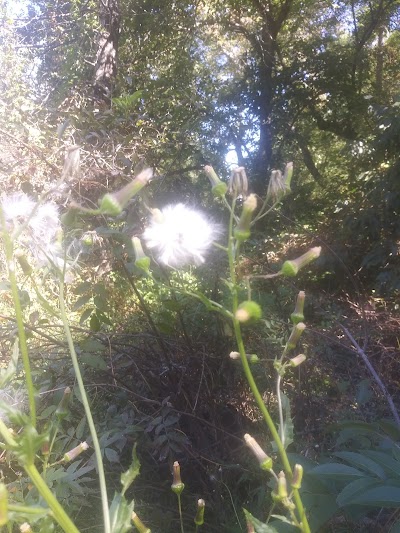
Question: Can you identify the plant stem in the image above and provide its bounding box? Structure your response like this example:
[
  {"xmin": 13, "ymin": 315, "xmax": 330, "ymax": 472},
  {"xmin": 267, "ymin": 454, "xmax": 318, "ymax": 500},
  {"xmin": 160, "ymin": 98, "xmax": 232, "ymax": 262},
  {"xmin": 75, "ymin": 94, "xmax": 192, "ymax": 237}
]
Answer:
[
  {"xmin": 58, "ymin": 278, "xmax": 111, "ymax": 533},
  {"xmin": 24, "ymin": 463, "xmax": 79, "ymax": 532},
  {"xmin": 0, "ymin": 209, "xmax": 36, "ymax": 426},
  {"xmin": 177, "ymin": 494, "xmax": 184, "ymax": 533}
]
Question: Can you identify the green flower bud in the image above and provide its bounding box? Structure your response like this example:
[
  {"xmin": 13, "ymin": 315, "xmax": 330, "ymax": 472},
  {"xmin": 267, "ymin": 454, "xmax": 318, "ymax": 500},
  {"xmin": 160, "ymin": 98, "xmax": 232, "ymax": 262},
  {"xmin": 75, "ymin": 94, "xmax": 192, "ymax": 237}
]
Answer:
[
  {"xmin": 0, "ymin": 483, "xmax": 8, "ymax": 526},
  {"xmin": 99, "ymin": 168, "xmax": 153, "ymax": 215},
  {"xmin": 283, "ymin": 162, "xmax": 293, "ymax": 190},
  {"xmin": 244, "ymin": 434, "xmax": 273, "ymax": 470},
  {"xmin": 15, "ymin": 250, "xmax": 32, "ymax": 276},
  {"xmin": 204, "ymin": 165, "xmax": 228, "ymax": 198},
  {"xmin": 234, "ymin": 194, "xmax": 257, "ymax": 242},
  {"xmin": 291, "ymin": 464, "xmax": 303, "ymax": 489},
  {"xmin": 131, "ymin": 512, "xmax": 151, "ymax": 533},
  {"xmin": 235, "ymin": 300, "xmax": 262, "ymax": 324},
  {"xmin": 194, "ymin": 499, "xmax": 205, "ymax": 526},
  {"xmin": 132, "ymin": 237, "xmax": 151, "ymax": 272},
  {"xmin": 286, "ymin": 323, "xmax": 306, "ymax": 351},
  {"xmin": 291, "ymin": 291, "xmax": 305, "ymax": 324},
  {"xmin": 280, "ymin": 247, "xmax": 321, "ymax": 277},
  {"xmin": 271, "ymin": 471, "xmax": 288, "ymax": 502},
  {"xmin": 55, "ymin": 386, "xmax": 71, "ymax": 421},
  {"xmin": 171, "ymin": 461, "xmax": 185, "ymax": 495},
  {"xmin": 63, "ymin": 442, "xmax": 89, "ymax": 462}
]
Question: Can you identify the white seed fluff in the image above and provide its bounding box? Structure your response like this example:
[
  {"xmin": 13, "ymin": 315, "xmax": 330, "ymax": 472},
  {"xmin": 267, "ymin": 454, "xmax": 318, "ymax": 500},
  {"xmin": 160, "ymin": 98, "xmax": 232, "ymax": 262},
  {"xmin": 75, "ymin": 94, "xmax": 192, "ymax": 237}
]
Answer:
[{"xmin": 143, "ymin": 203, "xmax": 217, "ymax": 267}]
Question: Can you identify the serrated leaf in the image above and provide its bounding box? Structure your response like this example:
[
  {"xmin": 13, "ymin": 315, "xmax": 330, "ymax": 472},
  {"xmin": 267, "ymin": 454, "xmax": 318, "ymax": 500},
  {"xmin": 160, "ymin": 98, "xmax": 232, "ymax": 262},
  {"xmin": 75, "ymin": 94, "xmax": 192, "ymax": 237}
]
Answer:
[
  {"xmin": 109, "ymin": 492, "xmax": 134, "ymax": 533},
  {"xmin": 121, "ymin": 443, "xmax": 140, "ymax": 495}
]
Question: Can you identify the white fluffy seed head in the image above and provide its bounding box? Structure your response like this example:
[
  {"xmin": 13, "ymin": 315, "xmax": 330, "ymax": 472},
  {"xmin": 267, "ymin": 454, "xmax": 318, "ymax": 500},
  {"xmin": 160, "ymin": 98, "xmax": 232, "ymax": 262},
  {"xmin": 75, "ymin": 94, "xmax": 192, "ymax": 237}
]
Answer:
[{"xmin": 142, "ymin": 203, "xmax": 218, "ymax": 267}]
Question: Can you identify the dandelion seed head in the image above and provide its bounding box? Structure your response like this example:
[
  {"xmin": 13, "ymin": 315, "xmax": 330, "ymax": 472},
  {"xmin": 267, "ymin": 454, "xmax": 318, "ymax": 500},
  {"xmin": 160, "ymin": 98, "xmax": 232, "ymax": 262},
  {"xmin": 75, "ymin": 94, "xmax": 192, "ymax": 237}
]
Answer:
[{"xmin": 143, "ymin": 203, "xmax": 217, "ymax": 267}]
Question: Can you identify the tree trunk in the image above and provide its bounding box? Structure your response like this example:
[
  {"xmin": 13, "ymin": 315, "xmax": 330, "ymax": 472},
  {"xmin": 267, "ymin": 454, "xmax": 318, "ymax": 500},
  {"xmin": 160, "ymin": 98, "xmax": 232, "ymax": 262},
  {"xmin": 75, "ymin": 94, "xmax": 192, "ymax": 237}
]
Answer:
[{"xmin": 93, "ymin": 0, "xmax": 120, "ymax": 105}]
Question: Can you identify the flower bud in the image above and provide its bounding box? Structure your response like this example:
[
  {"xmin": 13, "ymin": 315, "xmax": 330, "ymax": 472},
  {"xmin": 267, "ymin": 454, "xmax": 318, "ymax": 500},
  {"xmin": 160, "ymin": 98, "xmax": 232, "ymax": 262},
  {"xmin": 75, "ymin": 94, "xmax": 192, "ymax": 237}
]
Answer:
[
  {"xmin": 99, "ymin": 168, "xmax": 153, "ymax": 215},
  {"xmin": 131, "ymin": 512, "xmax": 151, "ymax": 533},
  {"xmin": 244, "ymin": 434, "xmax": 273, "ymax": 470},
  {"xmin": 194, "ymin": 498, "xmax": 205, "ymax": 526},
  {"xmin": 132, "ymin": 237, "xmax": 151, "ymax": 272},
  {"xmin": 286, "ymin": 323, "xmax": 306, "ymax": 351},
  {"xmin": 266, "ymin": 170, "xmax": 287, "ymax": 203},
  {"xmin": 20, "ymin": 524, "xmax": 32, "ymax": 533},
  {"xmin": 291, "ymin": 291, "xmax": 305, "ymax": 324},
  {"xmin": 234, "ymin": 194, "xmax": 257, "ymax": 241},
  {"xmin": 228, "ymin": 167, "xmax": 248, "ymax": 198},
  {"xmin": 204, "ymin": 165, "xmax": 228, "ymax": 198},
  {"xmin": 0, "ymin": 483, "xmax": 8, "ymax": 526},
  {"xmin": 280, "ymin": 247, "xmax": 321, "ymax": 277},
  {"xmin": 171, "ymin": 461, "xmax": 185, "ymax": 495},
  {"xmin": 229, "ymin": 351, "xmax": 259, "ymax": 363},
  {"xmin": 289, "ymin": 354, "xmax": 306, "ymax": 367},
  {"xmin": 272, "ymin": 471, "xmax": 288, "ymax": 501},
  {"xmin": 63, "ymin": 441, "xmax": 89, "ymax": 462},
  {"xmin": 283, "ymin": 162, "xmax": 293, "ymax": 190},
  {"xmin": 291, "ymin": 464, "xmax": 303, "ymax": 489},
  {"xmin": 55, "ymin": 387, "xmax": 71, "ymax": 421},
  {"xmin": 235, "ymin": 300, "xmax": 262, "ymax": 324},
  {"xmin": 15, "ymin": 250, "xmax": 32, "ymax": 276}
]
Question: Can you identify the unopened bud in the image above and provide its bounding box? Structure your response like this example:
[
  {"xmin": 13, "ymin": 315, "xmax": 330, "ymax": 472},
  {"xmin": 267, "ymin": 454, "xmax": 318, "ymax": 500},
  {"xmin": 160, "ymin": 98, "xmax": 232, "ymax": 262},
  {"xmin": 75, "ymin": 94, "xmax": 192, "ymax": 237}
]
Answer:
[
  {"xmin": 204, "ymin": 165, "xmax": 228, "ymax": 198},
  {"xmin": 266, "ymin": 170, "xmax": 287, "ymax": 203},
  {"xmin": 291, "ymin": 464, "xmax": 303, "ymax": 489},
  {"xmin": 55, "ymin": 386, "xmax": 71, "ymax": 421},
  {"xmin": 291, "ymin": 291, "xmax": 305, "ymax": 324},
  {"xmin": 234, "ymin": 194, "xmax": 257, "ymax": 241},
  {"xmin": 229, "ymin": 351, "xmax": 259, "ymax": 363},
  {"xmin": 171, "ymin": 461, "xmax": 185, "ymax": 495},
  {"xmin": 131, "ymin": 512, "xmax": 151, "ymax": 533},
  {"xmin": 235, "ymin": 300, "xmax": 262, "ymax": 324},
  {"xmin": 0, "ymin": 483, "xmax": 8, "ymax": 526},
  {"xmin": 244, "ymin": 434, "xmax": 273, "ymax": 470},
  {"xmin": 15, "ymin": 251, "xmax": 32, "ymax": 276},
  {"xmin": 228, "ymin": 167, "xmax": 248, "ymax": 197},
  {"xmin": 194, "ymin": 498, "xmax": 205, "ymax": 526},
  {"xmin": 63, "ymin": 441, "xmax": 89, "ymax": 462},
  {"xmin": 99, "ymin": 168, "xmax": 153, "ymax": 215},
  {"xmin": 281, "ymin": 247, "xmax": 321, "ymax": 277},
  {"xmin": 272, "ymin": 471, "xmax": 288, "ymax": 501},
  {"xmin": 286, "ymin": 323, "xmax": 306, "ymax": 351},
  {"xmin": 289, "ymin": 354, "xmax": 306, "ymax": 367},
  {"xmin": 132, "ymin": 237, "xmax": 151, "ymax": 272},
  {"xmin": 283, "ymin": 162, "xmax": 293, "ymax": 190}
]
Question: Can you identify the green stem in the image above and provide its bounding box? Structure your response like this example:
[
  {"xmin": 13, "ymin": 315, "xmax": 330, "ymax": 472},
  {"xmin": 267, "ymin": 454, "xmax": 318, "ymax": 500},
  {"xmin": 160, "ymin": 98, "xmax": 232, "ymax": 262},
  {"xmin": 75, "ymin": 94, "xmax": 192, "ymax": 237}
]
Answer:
[
  {"xmin": 24, "ymin": 463, "xmax": 79, "ymax": 533},
  {"xmin": 177, "ymin": 494, "xmax": 184, "ymax": 533},
  {"xmin": 58, "ymin": 278, "xmax": 111, "ymax": 533},
  {"xmin": 226, "ymin": 200, "xmax": 310, "ymax": 532},
  {"xmin": 0, "ymin": 209, "xmax": 36, "ymax": 426},
  {"xmin": 8, "ymin": 504, "xmax": 50, "ymax": 515}
]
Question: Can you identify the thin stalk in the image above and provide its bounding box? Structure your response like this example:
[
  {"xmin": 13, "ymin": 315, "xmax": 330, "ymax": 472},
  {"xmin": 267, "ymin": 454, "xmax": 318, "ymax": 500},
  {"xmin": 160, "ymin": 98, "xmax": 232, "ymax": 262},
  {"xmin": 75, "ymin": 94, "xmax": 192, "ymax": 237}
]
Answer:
[
  {"xmin": 177, "ymin": 494, "xmax": 184, "ymax": 533},
  {"xmin": 227, "ymin": 202, "xmax": 310, "ymax": 532},
  {"xmin": 0, "ymin": 209, "xmax": 36, "ymax": 426},
  {"xmin": 58, "ymin": 278, "xmax": 110, "ymax": 533},
  {"xmin": 24, "ymin": 463, "xmax": 79, "ymax": 533},
  {"xmin": 276, "ymin": 373, "xmax": 285, "ymax": 446}
]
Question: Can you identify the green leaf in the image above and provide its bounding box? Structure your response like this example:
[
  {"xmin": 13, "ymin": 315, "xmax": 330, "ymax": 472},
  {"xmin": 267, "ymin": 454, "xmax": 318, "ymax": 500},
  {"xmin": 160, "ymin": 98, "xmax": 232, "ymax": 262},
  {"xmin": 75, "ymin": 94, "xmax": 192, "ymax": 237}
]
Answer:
[
  {"xmin": 308, "ymin": 463, "xmax": 365, "ymax": 480},
  {"xmin": 336, "ymin": 477, "xmax": 381, "ymax": 507},
  {"xmin": 73, "ymin": 282, "xmax": 91, "ymax": 295},
  {"xmin": 349, "ymin": 486, "xmax": 400, "ymax": 507},
  {"xmin": 109, "ymin": 492, "xmax": 135, "ymax": 533},
  {"xmin": 72, "ymin": 294, "xmax": 92, "ymax": 311},
  {"xmin": 362, "ymin": 450, "xmax": 400, "ymax": 476},
  {"xmin": 105, "ymin": 447, "xmax": 120, "ymax": 463},
  {"xmin": 333, "ymin": 451, "xmax": 386, "ymax": 479},
  {"xmin": 79, "ymin": 307, "xmax": 94, "ymax": 325},
  {"xmin": 90, "ymin": 314, "xmax": 101, "ymax": 332},
  {"xmin": 243, "ymin": 509, "xmax": 279, "ymax": 532},
  {"xmin": 80, "ymin": 339, "xmax": 105, "ymax": 353},
  {"xmin": 121, "ymin": 444, "xmax": 141, "ymax": 495},
  {"xmin": 80, "ymin": 354, "xmax": 107, "ymax": 370}
]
